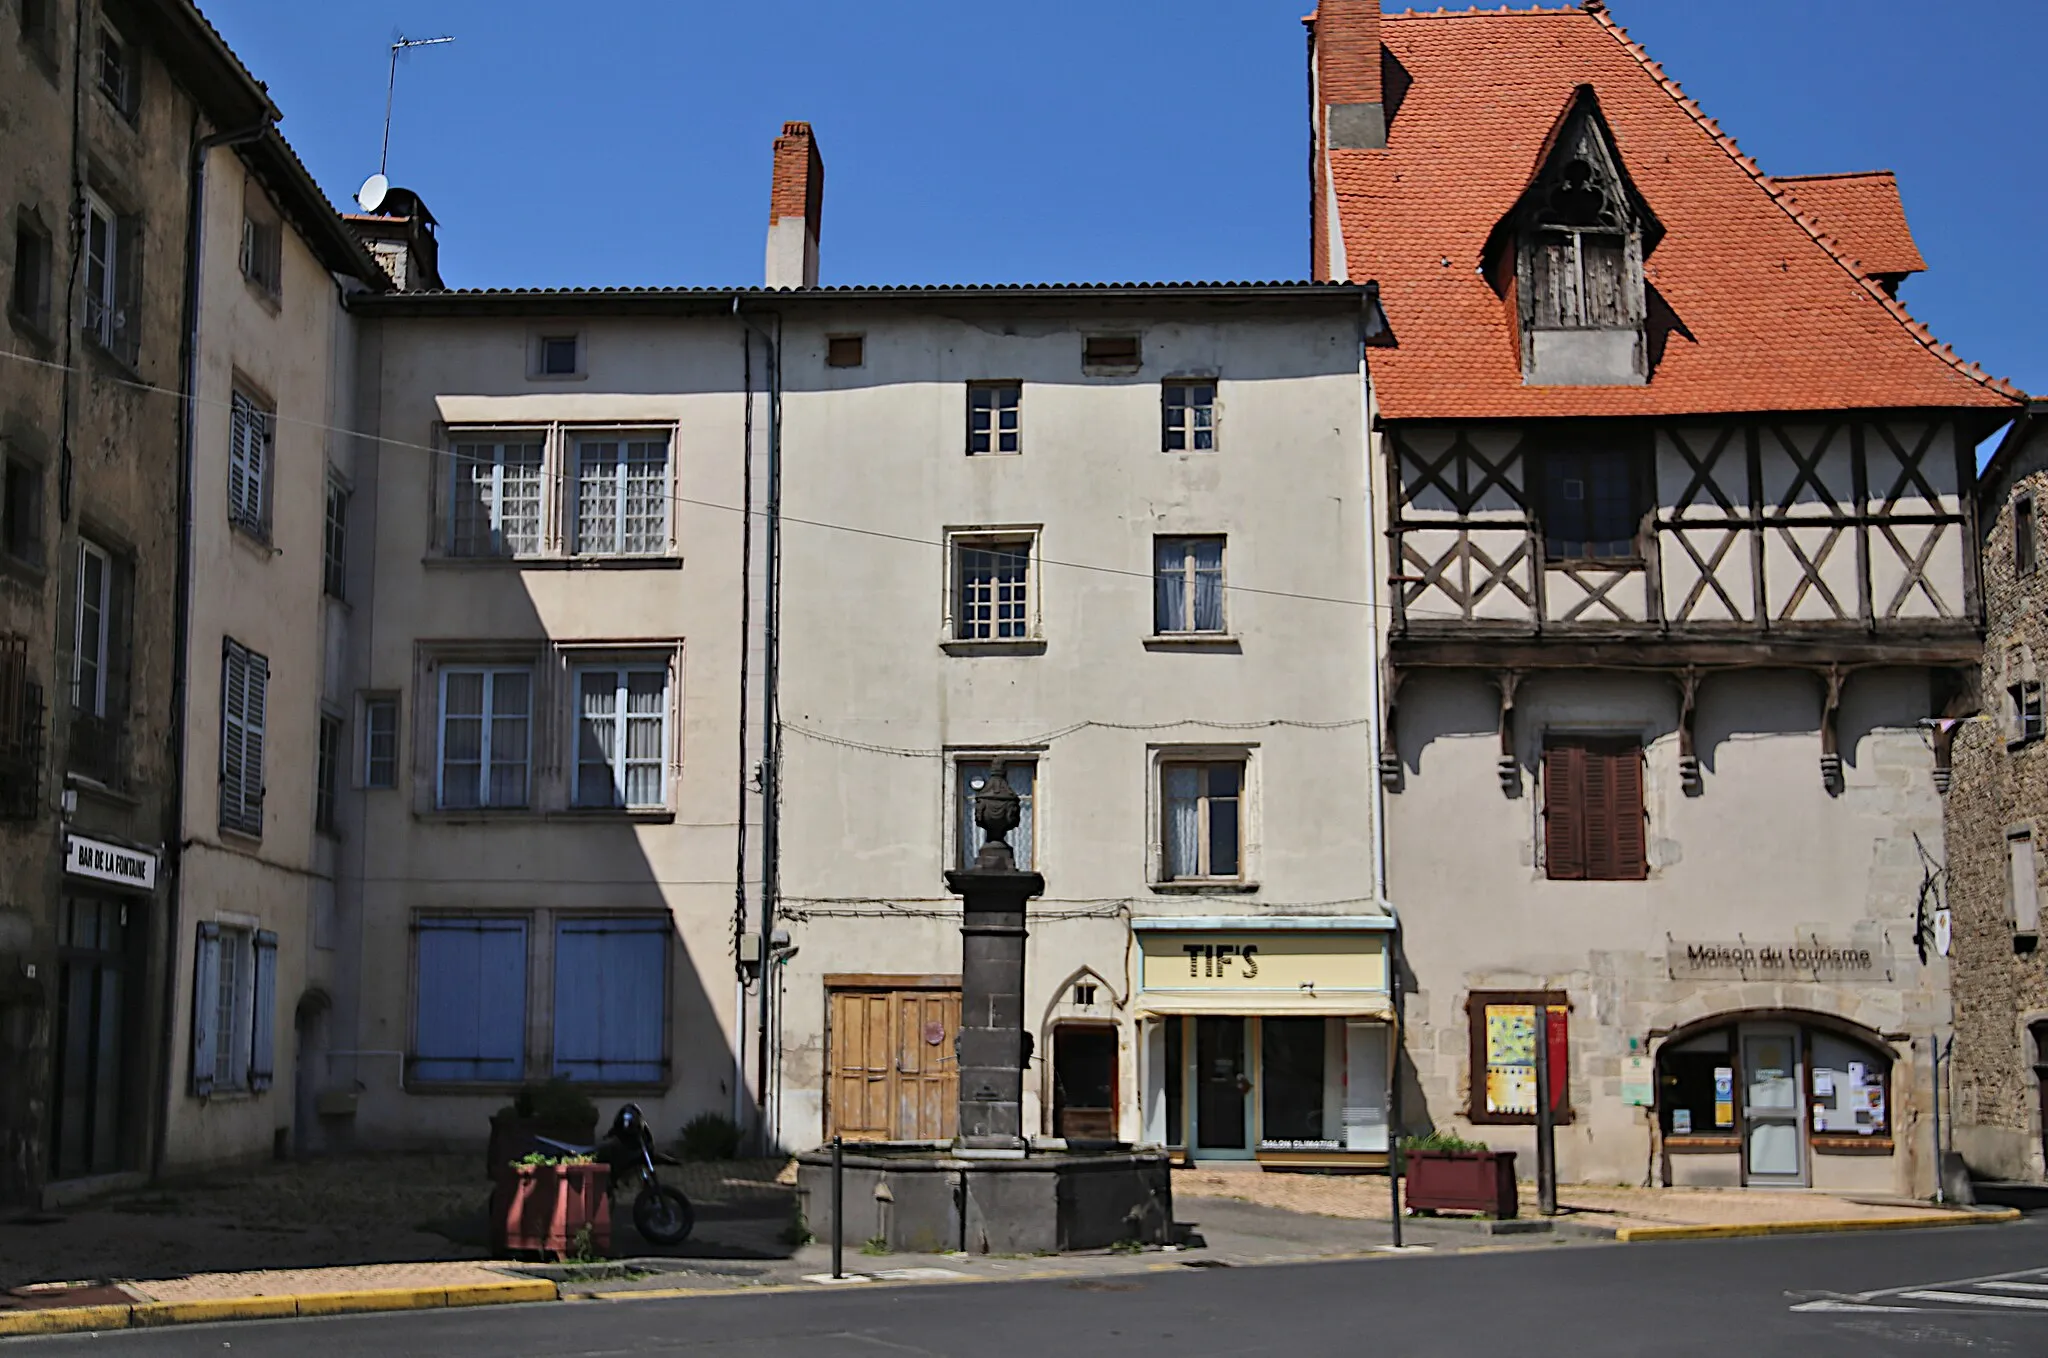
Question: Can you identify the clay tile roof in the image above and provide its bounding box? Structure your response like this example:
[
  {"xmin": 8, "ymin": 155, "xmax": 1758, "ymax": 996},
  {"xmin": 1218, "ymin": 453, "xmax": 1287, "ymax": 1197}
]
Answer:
[
  {"xmin": 1334, "ymin": 5, "xmax": 2023, "ymax": 420},
  {"xmin": 1771, "ymin": 171, "xmax": 1927, "ymax": 280}
]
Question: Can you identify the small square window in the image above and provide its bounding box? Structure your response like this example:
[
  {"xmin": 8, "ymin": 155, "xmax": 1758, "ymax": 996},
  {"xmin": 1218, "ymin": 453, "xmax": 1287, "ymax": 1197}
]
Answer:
[
  {"xmin": 1163, "ymin": 382, "xmax": 1216, "ymax": 452},
  {"xmin": 826, "ymin": 335, "xmax": 864, "ymax": 368},
  {"xmin": 957, "ymin": 759, "xmax": 1036, "ymax": 870},
  {"xmin": 1540, "ymin": 440, "xmax": 1644, "ymax": 561},
  {"xmin": 539, "ymin": 336, "xmax": 579, "ymax": 376},
  {"xmin": 967, "ymin": 383, "xmax": 1021, "ymax": 455},
  {"xmin": 240, "ymin": 212, "xmax": 282, "ymax": 296},
  {"xmin": 1083, "ymin": 335, "xmax": 1140, "ymax": 371}
]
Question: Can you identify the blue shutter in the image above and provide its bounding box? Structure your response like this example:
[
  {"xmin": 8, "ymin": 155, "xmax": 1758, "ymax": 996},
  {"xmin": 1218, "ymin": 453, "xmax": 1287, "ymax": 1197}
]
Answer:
[
  {"xmin": 413, "ymin": 918, "xmax": 526, "ymax": 1082},
  {"xmin": 249, "ymin": 930, "xmax": 278, "ymax": 1092},
  {"xmin": 552, "ymin": 918, "xmax": 667, "ymax": 1083},
  {"xmin": 190, "ymin": 922, "xmax": 220, "ymax": 1097}
]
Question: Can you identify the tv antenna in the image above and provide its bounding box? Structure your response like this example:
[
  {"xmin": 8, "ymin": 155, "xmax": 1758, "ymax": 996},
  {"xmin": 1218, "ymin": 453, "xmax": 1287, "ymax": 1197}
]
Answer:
[{"xmin": 379, "ymin": 32, "xmax": 454, "ymax": 178}]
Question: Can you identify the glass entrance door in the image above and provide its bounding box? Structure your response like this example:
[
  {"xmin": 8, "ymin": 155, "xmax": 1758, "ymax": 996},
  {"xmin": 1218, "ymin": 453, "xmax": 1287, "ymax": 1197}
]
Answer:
[
  {"xmin": 1193, "ymin": 1016, "xmax": 1251, "ymax": 1157},
  {"xmin": 1740, "ymin": 1025, "xmax": 1806, "ymax": 1186}
]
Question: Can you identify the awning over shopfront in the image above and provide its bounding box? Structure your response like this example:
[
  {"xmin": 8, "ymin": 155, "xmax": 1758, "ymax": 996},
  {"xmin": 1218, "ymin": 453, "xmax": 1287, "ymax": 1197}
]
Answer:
[{"xmin": 1133, "ymin": 916, "xmax": 1393, "ymax": 1020}]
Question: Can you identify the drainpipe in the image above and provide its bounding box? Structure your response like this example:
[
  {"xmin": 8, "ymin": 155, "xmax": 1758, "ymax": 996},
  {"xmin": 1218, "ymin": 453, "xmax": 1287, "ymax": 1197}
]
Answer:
[
  {"xmin": 1356, "ymin": 291, "xmax": 1407, "ymax": 1223},
  {"xmin": 156, "ymin": 117, "xmax": 272, "ymax": 1179},
  {"xmin": 734, "ymin": 300, "xmax": 783, "ymax": 1152}
]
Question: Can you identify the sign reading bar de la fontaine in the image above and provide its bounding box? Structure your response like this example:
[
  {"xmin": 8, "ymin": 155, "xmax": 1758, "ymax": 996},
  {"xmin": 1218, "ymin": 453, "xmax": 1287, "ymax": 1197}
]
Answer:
[{"xmin": 64, "ymin": 833, "xmax": 159, "ymax": 891}]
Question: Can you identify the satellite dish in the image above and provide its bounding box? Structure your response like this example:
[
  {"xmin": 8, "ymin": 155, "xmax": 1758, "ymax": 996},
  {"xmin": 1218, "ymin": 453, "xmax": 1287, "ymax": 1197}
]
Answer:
[{"xmin": 356, "ymin": 173, "xmax": 389, "ymax": 213}]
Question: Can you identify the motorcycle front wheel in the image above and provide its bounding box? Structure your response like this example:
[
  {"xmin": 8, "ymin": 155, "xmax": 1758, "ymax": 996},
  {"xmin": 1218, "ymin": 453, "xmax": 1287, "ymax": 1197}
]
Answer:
[{"xmin": 635, "ymin": 1185, "xmax": 694, "ymax": 1245}]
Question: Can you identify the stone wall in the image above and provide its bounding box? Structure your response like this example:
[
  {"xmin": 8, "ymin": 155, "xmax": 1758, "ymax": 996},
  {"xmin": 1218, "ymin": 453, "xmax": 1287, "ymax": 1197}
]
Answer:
[{"xmin": 1947, "ymin": 439, "xmax": 2048, "ymax": 1182}]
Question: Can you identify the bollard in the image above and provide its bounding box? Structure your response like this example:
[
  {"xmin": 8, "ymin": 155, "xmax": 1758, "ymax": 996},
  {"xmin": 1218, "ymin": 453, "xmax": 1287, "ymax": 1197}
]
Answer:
[{"xmin": 831, "ymin": 1135, "xmax": 844, "ymax": 1279}]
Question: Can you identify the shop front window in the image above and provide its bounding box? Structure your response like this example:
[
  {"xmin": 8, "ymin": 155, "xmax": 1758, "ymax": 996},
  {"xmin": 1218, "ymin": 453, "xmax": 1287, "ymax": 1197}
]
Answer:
[
  {"xmin": 1259, "ymin": 1018, "xmax": 1329, "ymax": 1149},
  {"xmin": 1656, "ymin": 1022, "xmax": 1891, "ymax": 1141}
]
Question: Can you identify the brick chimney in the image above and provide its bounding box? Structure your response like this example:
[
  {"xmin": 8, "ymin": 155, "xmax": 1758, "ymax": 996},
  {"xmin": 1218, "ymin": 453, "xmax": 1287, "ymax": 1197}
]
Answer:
[
  {"xmin": 1312, "ymin": 0, "xmax": 1385, "ymax": 150},
  {"xmin": 765, "ymin": 121, "xmax": 824, "ymax": 289},
  {"xmin": 1307, "ymin": 1, "xmax": 1383, "ymax": 280}
]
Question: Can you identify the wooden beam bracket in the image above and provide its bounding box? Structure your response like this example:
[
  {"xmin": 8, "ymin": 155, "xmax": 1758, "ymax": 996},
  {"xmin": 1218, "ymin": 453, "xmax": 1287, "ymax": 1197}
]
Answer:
[
  {"xmin": 1674, "ymin": 666, "xmax": 1702, "ymax": 796},
  {"xmin": 1818, "ymin": 664, "xmax": 1845, "ymax": 795},
  {"xmin": 1494, "ymin": 669, "xmax": 1524, "ymax": 796},
  {"xmin": 1380, "ymin": 664, "xmax": 1408, "ymax": 792}
]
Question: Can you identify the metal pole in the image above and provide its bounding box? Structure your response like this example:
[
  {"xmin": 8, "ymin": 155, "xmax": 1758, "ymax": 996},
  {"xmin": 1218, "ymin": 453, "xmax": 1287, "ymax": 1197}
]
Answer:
[
  {"xmin": 831, "ymin": 1135, "xmax": 844, "ymax": 1279},
  {"xmin": 1389, "ymin": 922, "xmax": 1403, "ymax": 1248},
  {"xmin": 1930, "ymin": 1032, "xmax": 1943, "ymax": 1204},
  {"xmin": 1535, "ymin": 1004, "xmax": 1557, "ymax": 1217}
]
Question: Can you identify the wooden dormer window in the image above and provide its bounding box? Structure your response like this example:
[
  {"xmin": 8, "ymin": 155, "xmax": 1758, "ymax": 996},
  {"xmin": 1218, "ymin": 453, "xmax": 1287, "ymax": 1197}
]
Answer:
[{"xmin": 1491, "ymin": 87, "xmax": 1659, "ymax": 387}]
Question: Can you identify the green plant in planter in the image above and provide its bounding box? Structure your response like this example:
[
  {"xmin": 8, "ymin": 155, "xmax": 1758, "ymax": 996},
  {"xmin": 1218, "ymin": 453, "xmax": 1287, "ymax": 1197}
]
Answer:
[
  {"xmin": 678, "ymin": 1112, "xmax": 743, "ymax": 1162},
  {"xmin": 1393, "ymin": 1129, "xmax": 1489, "ymax": 1170}
]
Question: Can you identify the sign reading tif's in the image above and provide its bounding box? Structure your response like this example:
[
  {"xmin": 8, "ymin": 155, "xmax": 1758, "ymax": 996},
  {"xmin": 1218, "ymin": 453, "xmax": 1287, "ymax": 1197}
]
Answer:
[
  {"xmin": 64, "ymin": 833, "xmax": 159, "ymax": 892},
  {"xmin": 1134, "ymin": 916, "xmax": 1393, "ymax": 1017},
  {"xmin": 1667, "ymin": 936, "xmax": 1887, "ymax": 983}
]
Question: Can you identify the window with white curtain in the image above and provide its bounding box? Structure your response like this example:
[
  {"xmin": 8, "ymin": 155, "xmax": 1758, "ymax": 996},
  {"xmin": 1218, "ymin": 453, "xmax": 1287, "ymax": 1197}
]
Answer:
[
  {"xmin": 956, "ymin": 759, "xmax": 1036, "ymax": 870},
  {"xmin": 438, "ymin": 667, "xmax": 532, "ymax": 809},
  {"xmin": 446, "ymin": 437, "xmax": 544, "ymax": 556},
  {"xmin": 574, "ymin": 435, "xmax": 670, "ymax": 555},
  {"xmin": 574, "ymin": 666, "xmax": 668, "ymax": 808},
  {"xmin": 1161, "ymin": 759, "xmax": 1243, "ymax": 881},
  {"xmin": 1154, "ymin": 536, "xmax": 1225, "ymax": 633}
]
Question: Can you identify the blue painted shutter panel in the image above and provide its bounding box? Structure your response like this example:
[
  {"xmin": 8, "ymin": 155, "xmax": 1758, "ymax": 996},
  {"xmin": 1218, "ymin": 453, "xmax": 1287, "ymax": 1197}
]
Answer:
[
  {"xmin": 413, "ymin": 918, "xmax": 526, "ymax": 1082},
  {"xmin": 552, "ymin": 918, "xmax": 667, "ymax": 1082},
  {"xmin": 249, "ymin": 930, "xmax": 278, "ymax": 1092},
  {"xmin": 190, "ymin": 922, "xmax": 220, "ymax": 1097}
]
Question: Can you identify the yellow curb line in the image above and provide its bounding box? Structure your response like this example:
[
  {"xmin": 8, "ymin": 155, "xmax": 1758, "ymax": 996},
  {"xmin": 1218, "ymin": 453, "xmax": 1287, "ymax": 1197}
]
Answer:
[
  {"xmin": 0, "ymin": 1279, "xmax": 557, "ymax": 1339},
  {"xmin": 1615, "ymin": 1208, "xmax": 2021, "ymax": 1243}
]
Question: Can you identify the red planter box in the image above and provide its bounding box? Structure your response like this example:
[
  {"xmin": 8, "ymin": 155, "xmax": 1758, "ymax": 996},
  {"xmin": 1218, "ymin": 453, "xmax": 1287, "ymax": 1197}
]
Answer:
[
  {"xmin": 1404, "ymin": 1149, "xmax": 1518, "ymax": 1218},
  {"xmin": 491, "ymin": 1162, "xmax": 612, "ymax": 1258}
]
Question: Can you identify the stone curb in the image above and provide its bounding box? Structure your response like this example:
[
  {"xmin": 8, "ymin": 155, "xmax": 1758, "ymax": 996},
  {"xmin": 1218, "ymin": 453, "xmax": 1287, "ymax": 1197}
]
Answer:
[
  {"xmin": 1613, "ymin": 1207, "xmax": 2021, "ymax": 1243},
  {"xmin": 0, "ymin": 1279, "xmax": 559, "ymax": 1338}
]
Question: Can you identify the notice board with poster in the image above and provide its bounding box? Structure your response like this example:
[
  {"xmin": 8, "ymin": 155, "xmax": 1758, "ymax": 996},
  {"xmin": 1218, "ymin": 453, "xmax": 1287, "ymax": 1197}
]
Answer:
[{"xmin": 1468, "ymin": 991, "xmax": 1570, "ymax": 1123}]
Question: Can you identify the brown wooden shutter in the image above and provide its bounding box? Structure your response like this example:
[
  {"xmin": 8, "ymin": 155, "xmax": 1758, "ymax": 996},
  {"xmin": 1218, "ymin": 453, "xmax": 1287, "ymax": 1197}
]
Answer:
[
  {"xmin": 1542, "ymin": 743, "xmax": 1586, "ymax": 880},
  {"xmin": 1582, "ymin": 748, "xmax": 1615, "ymax": 879},
  {"xmin": 1607, "ymin": 742, "xmax": 1647, "ymax": 879}
]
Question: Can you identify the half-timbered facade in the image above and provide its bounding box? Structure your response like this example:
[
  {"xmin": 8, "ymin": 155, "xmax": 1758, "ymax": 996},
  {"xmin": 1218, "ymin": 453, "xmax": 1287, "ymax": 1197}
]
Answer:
[{"xmin": 1310, "ymin": 0, "xmax": 2025, "ymax": 1194}]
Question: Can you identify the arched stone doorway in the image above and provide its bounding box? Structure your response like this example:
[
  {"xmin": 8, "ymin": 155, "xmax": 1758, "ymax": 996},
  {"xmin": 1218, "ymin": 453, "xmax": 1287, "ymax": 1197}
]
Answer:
[{"xmin": 1655, "ymin": 1009, "xmax": 1898, "ymax": 1190}]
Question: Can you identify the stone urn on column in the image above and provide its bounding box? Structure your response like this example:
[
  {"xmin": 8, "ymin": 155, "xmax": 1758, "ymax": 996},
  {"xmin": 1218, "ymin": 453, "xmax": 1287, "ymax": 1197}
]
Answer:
[{"xmin": 944, "ymin": 761, "xmax": 1045, "ymax": 1152}]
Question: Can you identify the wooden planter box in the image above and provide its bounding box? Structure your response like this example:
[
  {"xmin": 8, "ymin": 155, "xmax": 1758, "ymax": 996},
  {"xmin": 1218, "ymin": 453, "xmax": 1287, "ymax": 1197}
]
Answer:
[
  {"xmin": 486, "ymin": 1112, "xmax": 597, "ymax": 1180},
  {"xmin": 1405, "ymin": 1149, "xmax": 1518, "ymax": 1218},
  {"xmin": 491, "ymin": 1162, "xmax": 612, "ymax": 1258}
]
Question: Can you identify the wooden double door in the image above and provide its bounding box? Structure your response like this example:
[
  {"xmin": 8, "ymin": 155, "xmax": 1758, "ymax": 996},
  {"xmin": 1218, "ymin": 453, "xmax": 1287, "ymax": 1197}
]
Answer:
[{"xmin": 827, "ymin": 979, "xmax": 960, "ymax": 1142}]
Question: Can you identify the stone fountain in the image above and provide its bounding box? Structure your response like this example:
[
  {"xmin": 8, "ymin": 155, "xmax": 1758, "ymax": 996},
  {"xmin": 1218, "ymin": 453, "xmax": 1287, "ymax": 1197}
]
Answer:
[{"xmin": 795, "ymin": 764, "xmax": 1173, "ymax": 1253}]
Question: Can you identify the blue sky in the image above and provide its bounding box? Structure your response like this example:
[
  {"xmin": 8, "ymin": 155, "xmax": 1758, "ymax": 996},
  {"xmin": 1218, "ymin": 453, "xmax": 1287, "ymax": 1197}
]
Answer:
[{"xmin": 201, "ymin": 0, "xmax": 2044, "ymax": 397}]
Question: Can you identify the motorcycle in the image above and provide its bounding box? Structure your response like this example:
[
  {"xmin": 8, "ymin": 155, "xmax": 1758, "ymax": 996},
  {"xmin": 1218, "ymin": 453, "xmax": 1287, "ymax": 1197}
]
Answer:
[{"xmin": 538, "ymin": 1103, "xmax": 694, "ymax": 1245}]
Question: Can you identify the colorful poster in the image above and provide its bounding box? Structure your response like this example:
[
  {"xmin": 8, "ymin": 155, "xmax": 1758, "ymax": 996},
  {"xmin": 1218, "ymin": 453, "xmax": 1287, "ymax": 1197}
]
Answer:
[
  {"xmin": 1673, "ymin": 1109, "xmax": 1693, "ymax": 1135},
  {"xmin": 1713, "ymin": 1067, "xmax": 1734, "ymax": 1128},
  {"xmin": 1485, "ymin": 1004, "xmax": 1537, "ymax": 1115},
  {"xmin": 1621, "ymin": 1055, "xmax": 1653, "ymax": 1107}
]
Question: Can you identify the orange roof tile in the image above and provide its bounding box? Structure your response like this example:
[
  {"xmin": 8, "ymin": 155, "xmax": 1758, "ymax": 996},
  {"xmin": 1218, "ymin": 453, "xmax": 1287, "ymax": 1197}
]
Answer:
[
  {"xmin": 1771, "ymin": 171, "xmax": 1927, "ymax": 280},
  {"xmin": 1332, "ymin": 5, "xmax": 2022, "ymax": 419}
]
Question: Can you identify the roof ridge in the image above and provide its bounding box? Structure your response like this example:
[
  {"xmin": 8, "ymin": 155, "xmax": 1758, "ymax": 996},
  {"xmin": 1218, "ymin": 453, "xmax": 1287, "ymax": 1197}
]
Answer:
[
  {"xmin": 1584, "ymin": 3, "xmax": 2024, "ymax": 402},
  {"xmin": 1384, "ymin": 6, "xmax": 1583, "ymax": 19},
  {"xmin": 1773, "ymin": 169, "xmax": 1899, "ymax": 185}
]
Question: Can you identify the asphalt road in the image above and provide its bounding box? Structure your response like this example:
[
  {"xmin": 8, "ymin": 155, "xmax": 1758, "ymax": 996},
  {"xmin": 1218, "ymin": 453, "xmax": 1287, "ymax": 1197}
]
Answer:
[{"xmin": 12, "ymin": 1218, "xmax": 2048, "ymax": 1357}]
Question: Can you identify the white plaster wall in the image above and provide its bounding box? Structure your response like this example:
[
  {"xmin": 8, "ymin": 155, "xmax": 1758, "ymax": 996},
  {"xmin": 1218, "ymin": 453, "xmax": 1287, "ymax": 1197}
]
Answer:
[
  {"xmin": 772, "ymin": 307, "xmax": 1376, "ymax": 1150},
  {"xmin": 163, "ymin": 148, "xmax": 352, "ymax": 1171},
  {"xmin": 1388, "ymin": 665, "xmax": 1948, "ymax": 1193},
  {"xmin": 342, "ymin": 316, "xmax": 752, "ymax": 1146}
]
